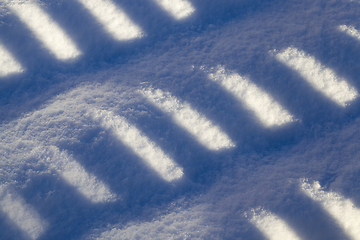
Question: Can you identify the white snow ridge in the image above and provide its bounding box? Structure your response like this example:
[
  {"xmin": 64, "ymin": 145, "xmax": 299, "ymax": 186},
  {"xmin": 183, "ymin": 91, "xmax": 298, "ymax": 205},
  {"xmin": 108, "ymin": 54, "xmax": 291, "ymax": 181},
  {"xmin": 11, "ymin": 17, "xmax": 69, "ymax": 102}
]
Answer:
[
  {"xmin": 9, "ymin": 1, "xmax": 81, "ymax": 60},
  {"xmin": 92, "ymin": 109, "xmax": 184, "ymax": 182},
  {"xmin": 152, "ymin": 0, "xmax": 195, "ymax": 20},
  {"xmin": 141, "ymin": 88, "xmax": 235, "ymax": 150},
  {"xmin": 275, "ymin": 47, "xmax": 358, "ymax": 107},
  {"xmin": 249, "ymin": 208, "xmax": 302, "ymax": 240},
  {"xmin": 76, "ymin": 0, "xmax": 144, "ymax": 40},
  {"xmin": 0, "ymin": 42, "xmax": 24, "ymax": 77},
  {"xmin": 301, "ymin": 179, "xmax": 360, "ymax": 240},
  {"xmin": 32, "ymin": 146, "xmax": 117, "ymax": 203},
  {"xmin": 339, "ymin": 25, "xmax": 360, "ymax": 41},
  {"xmin": 206, "ymin": 66, "xmax": 295, "ymax": 127},
  {"xmin": 0, "ymin": 186, "xmax": 47, "ymax": 240}
]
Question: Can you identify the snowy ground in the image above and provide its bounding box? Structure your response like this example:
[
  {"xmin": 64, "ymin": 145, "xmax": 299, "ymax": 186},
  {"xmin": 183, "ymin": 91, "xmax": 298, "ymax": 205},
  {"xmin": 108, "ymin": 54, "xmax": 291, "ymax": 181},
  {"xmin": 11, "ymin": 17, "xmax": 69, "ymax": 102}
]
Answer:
[{"xmin": 2, "ymin": 0, "xmax": 360, "ymax": 239}]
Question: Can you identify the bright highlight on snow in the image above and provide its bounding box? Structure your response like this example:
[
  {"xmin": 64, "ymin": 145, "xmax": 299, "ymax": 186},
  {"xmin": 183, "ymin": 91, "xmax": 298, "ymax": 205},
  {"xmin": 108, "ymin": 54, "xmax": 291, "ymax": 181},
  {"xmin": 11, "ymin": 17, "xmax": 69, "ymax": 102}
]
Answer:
[
  {"xmin": 93, "ymin": 109, "xmax": 184, "ymax": 182},
  {"xmin": 141, "ymin": 88, "xmax": 235, "ymax": 150},
  {"xmin": 339, "ymin": 25, "xmax": 360, "ymax": 41},
  {"xmin": 77, "ymin": 0, "xmax": 144, "ymax": 40},
  {"xmin": 152, "ymin": 0, "xmax": 195, "ymax": 20},
  {"xmin": 9, "ymin": 1, "xmax": 81, "ymax": 60},
  {"xmin": 249, "ymin": 208, "xmax": 302, "ymax": 240},
  {"xmin": 301, "ymin": 179, "xmax": 360, "ymax": 240},
  {"xmin": 0, "ymin": 186, "xmax": 47, "ymax": 240},
  {"xmin": 36, "ymin": 146, "xmax": 117, "ymax": 203},
  {"xmin": 0, "ymin": 42, "xmax": 24, "ymax": 77},
  {"xmin": 276, "ymin": 47, "xmax": 358, "ymax": 107},
  {"xmin": 207, "ymin": 66, "xmax": 294, "ymax": 127}
]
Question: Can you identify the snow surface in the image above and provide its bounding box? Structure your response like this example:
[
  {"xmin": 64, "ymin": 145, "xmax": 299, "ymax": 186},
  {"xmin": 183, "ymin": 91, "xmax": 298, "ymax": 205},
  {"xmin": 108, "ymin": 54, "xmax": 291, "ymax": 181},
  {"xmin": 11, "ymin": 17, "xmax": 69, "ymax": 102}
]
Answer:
[
  {"xmin": 9, "ymin": 0, "xmax": 82, "ymax": 60},
  {"xmin": 141, "ymin": 87, "xmax": 235, "ymax": 150},
  {"xmin": 206, "ymin": 65, "xmax": 295, "ymax": 127},
  {"xmin": 152, "ymin": 0, "xmax": 195, "ymax": 20},
  {"xmin": 2, "ymin": 0, "xmax": 360, "ymax": 239},
  {"xmin": 76, "ymin": 0, "xmax": 144, "ymax": 41},
  {"xmin": 0, "ymin": 41, "xmax": 24, "ymax": 77},
  {"xmin": 249, "ymin": 208, "xmax": 302, "ymax": 240}
]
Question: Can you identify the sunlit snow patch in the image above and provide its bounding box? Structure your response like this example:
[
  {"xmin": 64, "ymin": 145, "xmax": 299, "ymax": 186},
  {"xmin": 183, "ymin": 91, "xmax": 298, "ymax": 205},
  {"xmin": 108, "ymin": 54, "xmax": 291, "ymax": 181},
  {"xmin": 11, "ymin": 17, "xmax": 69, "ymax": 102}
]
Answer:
[
  {"xmin": 0, "ymin": 186, "xmax": 47, "ymax": 240},
  {"xmin": 276, "ymin": 47, "xmax": 358, "ymax": 107},
  {"xmin": 0, "ymin": 42, "xmax": 24, "ymax": 77},
  {"xmin": 301, "ymin": 179, "xmax": 360, "ymax": 240},
  {"xmin": 77, "ymin": 0, "xmax": 144, "ymax": 40},
  {"xmin": 33, "ymin": 146, "xmax": 117, "ymax": 203},
  {"xmin": 9, "ymin": 1, "xmax": 81, "ymax": 60},
  {"xmin": 249, "ymin": 208, "xmax": 302, "ymax": 240},
  {"xmin": 152, "ymin": 0, "xmax": 195, "ymax": 20},
  {"xmin": 339, "ymin": 25, "xmax": 360, "ymax": 41},
  {"xmin": 206, "ymin": 66, "xmax": 294, "ymax": 127},
  {"xmin": 141, "ymin": 88, "xmax": 235, "ymax": 150},
  {"xmin": 92, "ymin": 109, "xmax": 183, "ymax": 182}
]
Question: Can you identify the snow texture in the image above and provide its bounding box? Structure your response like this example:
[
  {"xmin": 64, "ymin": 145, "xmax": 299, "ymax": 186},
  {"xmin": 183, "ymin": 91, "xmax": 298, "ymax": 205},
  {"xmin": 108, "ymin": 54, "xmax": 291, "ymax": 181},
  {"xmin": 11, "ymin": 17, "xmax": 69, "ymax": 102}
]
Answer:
[
  {"xmin": 276, "ymin": 47, "xmax": 358, "ymax": 107},
  {"xmin": 9, "ymin": 0, "xmax": 81, "ymax": 60},
  {"xmin": 76, "ymin": 0, "xmax": 144, "ymax": 40},
  {"xmin": 92, "ymin": 108, "xmax": 184, "ymax": 182},
  {"xmin": 152, "ymin": 0, "xmax": 195, "ymax": 20},
  {"xmin": 339, "ymin": 25, "xmax": 360, "ymax": 41},
  {"xmin": 250, "ymin": 208, "xmax": 302, "ymax": 240},
  {"xmin": 0, "ymin": 42, "xmax": 23, "ymax": 77},
  {"xmin": 2, "ymin": 0, "xmax": 360, "ymax": 239},
  {"xmin": 206, "ymin": 65, "xmax": 295, "ymax": 127},
  {"xmin": 141, "ymin": 88, "xmax": 235, "ymax": 150},
  {"xmin": 301, "ymin": 179, "xmax": 360, "ymax": 240},
  {"xmin": 31, "ymin": 145, "xmax": 118, "ymax": 203},
  {"xmin": 0, "ymin": 186, "xmax": 47, "ymax": 240}
]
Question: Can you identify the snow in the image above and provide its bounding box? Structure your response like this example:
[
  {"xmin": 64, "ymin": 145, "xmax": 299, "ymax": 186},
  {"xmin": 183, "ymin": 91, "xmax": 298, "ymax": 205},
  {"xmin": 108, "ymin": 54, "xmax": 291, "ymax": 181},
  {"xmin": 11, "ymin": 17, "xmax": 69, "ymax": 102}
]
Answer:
[
  {"xmin": 339, "ymin": 25, "xmax": 360, "ymax": 42},
  {"xmin": 141, "ymin": 87, "xmax": 235, "ymax": 150},
  {"xmin": 32, "ymin": 145, "xmax": 118, "ymax": 203},
  {"xmin": 1, "ymin": 0, "xmax": 360, "ymax": 239},
  {"xmin": 92, "ymin": 108, "xmax": 184, "ymax": 182},
  {"xmin": 0, "ymin": 42, "xmax": 24, "ymax": 77},
  {"xmin": 152, "ymin": 0, "xmax": 195, "ymax": 20},
  {"xmin": 76, "ymin": 0, "xmax": 144, "ymax": 41},
  {"xmin": 0, "ymin": 186, "xmax": 47, "ymax": 240},
  {"xmin": 275, "ymin": 47, "xmax": 358, "ymax": 107},
  {"xmin": 206, "ymin": 65, "xmax": 295, "ymax": 127},
  {"xmin": 249, "ymin": 208, "xmax": 302, "ymax": 240},
  {"xmin": 9, "ymin": 0, "xmax": 81, "ymax": 60},
  {"xmin": 301, "ymin": 179, "xmax": 360, "ymax": 240}
]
